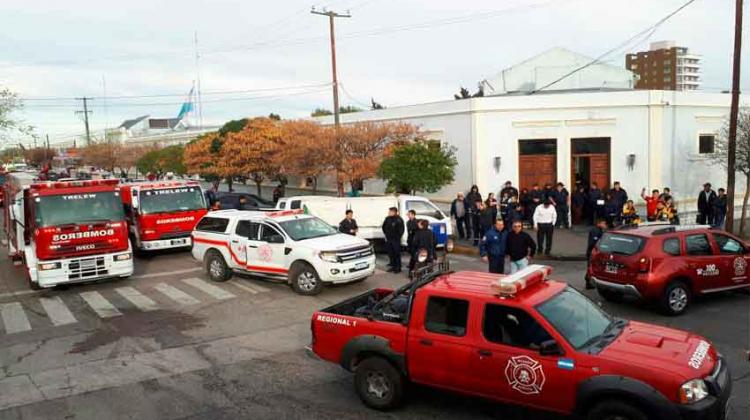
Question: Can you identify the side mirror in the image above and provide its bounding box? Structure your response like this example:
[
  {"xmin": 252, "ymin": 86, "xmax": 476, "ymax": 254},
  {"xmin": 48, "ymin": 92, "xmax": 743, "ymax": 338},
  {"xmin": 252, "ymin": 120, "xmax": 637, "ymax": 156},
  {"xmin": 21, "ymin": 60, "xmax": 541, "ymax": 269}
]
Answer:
[{"xmin": 539, "ymin": 339, "xmax": 563, "ymax": 356}]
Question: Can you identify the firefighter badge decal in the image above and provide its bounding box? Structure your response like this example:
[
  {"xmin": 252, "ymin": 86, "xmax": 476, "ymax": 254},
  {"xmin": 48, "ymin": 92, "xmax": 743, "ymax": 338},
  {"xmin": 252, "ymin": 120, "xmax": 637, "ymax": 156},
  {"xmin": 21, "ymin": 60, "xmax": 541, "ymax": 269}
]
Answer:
[{"xmin": 505, "ymin": 355, "xmax": 545, "ymax": 395}]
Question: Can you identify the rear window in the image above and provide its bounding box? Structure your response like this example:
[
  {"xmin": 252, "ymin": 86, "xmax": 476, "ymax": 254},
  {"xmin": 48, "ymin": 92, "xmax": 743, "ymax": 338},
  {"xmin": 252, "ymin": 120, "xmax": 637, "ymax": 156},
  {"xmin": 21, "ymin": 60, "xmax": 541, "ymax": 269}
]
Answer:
[
  {"xmin": 195, "ymin": 217, "xmax": 229, "ymax": 233},
  {"xmin": 597, "ymin": 233, "xmax": 645, "ymax": 256}
]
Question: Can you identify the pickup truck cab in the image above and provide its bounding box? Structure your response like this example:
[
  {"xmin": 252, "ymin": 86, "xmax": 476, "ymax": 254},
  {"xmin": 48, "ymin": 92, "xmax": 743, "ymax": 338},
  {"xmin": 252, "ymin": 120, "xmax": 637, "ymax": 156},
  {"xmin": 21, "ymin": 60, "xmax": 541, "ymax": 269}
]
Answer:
[
  {"xmin": 191, "ymin": 209, "xmax": 376, "ymax": 295},
  {"xmin": 311, "ymin": 264, "xmax": 731, "ymax": 420}
]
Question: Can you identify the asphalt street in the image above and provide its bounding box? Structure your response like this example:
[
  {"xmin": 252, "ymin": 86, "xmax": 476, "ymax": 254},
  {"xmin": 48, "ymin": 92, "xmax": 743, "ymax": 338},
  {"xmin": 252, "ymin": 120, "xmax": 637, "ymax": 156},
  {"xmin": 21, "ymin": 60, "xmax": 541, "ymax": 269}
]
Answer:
[{"xmin": 0, "ymin": 246, "xmax": 746, "ymax": 420}]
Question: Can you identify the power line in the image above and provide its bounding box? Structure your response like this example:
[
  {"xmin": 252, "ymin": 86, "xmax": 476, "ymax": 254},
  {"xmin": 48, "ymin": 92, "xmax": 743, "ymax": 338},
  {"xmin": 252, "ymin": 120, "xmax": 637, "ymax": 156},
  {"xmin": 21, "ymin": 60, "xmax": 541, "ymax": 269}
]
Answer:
[
  {"xmin": 531, "ymin": 0, "xmax": 697, "ymax": 94},
  {"xmin": 311, "ymin": 7, "xmax": 351, "ymax": 126}
]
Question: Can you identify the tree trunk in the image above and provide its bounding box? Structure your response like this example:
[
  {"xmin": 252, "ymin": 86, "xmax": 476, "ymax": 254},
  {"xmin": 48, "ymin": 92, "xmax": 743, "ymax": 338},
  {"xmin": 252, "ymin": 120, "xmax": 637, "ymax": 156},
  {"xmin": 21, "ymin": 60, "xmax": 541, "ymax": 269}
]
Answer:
[
  {"xmin": 226, "ymin": 177, "xmax": 233, "ymax": 192},
  {"xmin": 256, "ymin": 181, "xmax": 262, "ymax": 196},
  {"xmin": 336, "ymin": 173, "xmax": 344, "ymax": 197},
  {"xmin": 741, "ymin": 175, "xmax": 750, "ymax": 236},
  {"xmin": 312, "ymin": 176, "xmax": 318, "ymax": 194}
]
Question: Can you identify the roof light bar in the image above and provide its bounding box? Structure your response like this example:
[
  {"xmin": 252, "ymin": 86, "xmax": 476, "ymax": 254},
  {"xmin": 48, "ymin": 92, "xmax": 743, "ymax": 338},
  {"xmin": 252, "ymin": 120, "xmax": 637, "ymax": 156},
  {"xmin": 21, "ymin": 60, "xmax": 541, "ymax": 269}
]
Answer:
[
  {"xmin": 266, "ymin": 209, "xmax": 305, "ymax": 218},
  {"xmin": 492, "ymin": 264, "xmax": 552, "ymax": 297}
]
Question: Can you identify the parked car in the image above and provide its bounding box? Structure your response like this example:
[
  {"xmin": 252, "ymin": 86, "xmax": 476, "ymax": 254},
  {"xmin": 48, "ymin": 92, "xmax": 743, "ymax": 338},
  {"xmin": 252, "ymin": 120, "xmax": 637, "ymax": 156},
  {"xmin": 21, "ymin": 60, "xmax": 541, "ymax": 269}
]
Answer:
[
  {"xmin": 215, "ymin": 192, "xmax": 275, "ymax": 210},
  {"xmin": 311, "ymin": 264, "xmax": 731, "ymax": 419},
  {"xmin": 191, "ymin": 209, "xmax": 376, "ymax": 295},
  {"xmin": 587, "ymin": 224, "xmax": 750, "ymax": 315}
]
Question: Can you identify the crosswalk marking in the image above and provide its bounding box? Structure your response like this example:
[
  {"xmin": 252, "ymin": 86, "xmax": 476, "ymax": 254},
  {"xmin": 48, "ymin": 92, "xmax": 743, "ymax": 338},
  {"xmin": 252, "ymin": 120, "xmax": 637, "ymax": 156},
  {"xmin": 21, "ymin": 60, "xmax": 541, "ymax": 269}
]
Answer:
[
  {"xmin": 1, "ymin": 302, "xmax": 32, "ymax": 334},
  {"xmin": 245, "ymin": 282, "xmax": 270, "ymax": 293},
  {"xmin": 181, "ymin": 278, "xmax": 236, "ymax": 300},
  {"xmin": 231, "ymin": 282, "xmax": 258, "ymax": 294},
  {"xmin": 115, "ymin": 287, "xmax": 159, "ymax": 312},
  {"xmin": 153, "ymin": 283, "xmax": 200, "ymax": 306},
  {"xmin": 80, "ymin": 291, "xmax": 122, "ymax": 318},
  {"xmin": 39, "ymin": 296, "xmax": 77, "ymax": 326}
]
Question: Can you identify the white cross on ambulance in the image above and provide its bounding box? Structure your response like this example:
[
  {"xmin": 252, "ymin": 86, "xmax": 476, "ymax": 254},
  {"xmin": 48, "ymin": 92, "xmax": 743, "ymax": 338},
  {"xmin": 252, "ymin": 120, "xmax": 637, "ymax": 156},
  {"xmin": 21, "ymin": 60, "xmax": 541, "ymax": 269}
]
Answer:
[{"xmin": 190, "ymin": 209, "xmax": 376, "ymax": 295}]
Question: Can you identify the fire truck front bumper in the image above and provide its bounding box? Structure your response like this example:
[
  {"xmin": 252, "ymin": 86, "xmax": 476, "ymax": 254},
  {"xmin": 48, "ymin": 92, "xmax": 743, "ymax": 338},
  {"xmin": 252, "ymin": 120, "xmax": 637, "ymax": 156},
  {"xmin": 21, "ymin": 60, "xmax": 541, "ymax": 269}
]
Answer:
[
  {"xmin": 139, "ymin": 236, "xmax": 192, "ymax": 251},
  {"xmin": 30, "ymin": 251, "xmax": 134, "ymax": 288}
]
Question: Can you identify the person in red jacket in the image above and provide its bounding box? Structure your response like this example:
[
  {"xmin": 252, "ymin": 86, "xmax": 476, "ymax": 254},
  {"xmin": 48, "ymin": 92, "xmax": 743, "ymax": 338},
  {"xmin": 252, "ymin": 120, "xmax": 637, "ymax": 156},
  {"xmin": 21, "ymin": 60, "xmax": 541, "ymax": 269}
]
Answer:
[{"xmin": 641, "ymin": 188, "xmax": 660, "ymax": 221}]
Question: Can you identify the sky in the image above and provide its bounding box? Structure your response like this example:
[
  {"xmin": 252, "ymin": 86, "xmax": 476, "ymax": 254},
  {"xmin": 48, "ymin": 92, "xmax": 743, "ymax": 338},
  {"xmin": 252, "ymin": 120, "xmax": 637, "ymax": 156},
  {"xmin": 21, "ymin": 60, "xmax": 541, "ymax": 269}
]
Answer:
[{"xmin": 0, "ymin": 0, "xmax": 745, "ymax": 146}]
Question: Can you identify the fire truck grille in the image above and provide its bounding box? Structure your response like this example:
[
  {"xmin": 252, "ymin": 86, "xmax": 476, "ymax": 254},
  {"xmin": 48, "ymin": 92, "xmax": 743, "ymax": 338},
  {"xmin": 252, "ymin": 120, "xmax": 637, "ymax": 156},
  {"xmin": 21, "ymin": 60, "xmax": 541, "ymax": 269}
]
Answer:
[
  {"xmin": 159, "ymin": 231, "xmax": 191, "ymax": 240},
  {"xmin": 68, "ymin": 256, "xmax": 108, "ymax": 280}
]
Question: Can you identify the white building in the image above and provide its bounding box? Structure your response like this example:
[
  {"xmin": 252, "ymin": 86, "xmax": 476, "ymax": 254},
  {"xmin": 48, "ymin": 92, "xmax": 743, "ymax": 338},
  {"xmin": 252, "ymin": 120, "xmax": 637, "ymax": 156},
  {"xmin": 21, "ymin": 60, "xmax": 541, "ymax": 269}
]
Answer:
[{"xmin": 312, "ymin": 89, "xmax": 738, "ymax": 217}]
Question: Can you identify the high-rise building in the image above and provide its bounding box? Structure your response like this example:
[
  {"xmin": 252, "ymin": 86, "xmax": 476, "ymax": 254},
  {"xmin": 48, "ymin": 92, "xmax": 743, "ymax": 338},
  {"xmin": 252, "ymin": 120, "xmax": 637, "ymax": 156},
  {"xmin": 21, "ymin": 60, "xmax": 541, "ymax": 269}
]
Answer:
[{"xmin": 626, "ymin": 41, "xmax": 701, "ymax": 91}]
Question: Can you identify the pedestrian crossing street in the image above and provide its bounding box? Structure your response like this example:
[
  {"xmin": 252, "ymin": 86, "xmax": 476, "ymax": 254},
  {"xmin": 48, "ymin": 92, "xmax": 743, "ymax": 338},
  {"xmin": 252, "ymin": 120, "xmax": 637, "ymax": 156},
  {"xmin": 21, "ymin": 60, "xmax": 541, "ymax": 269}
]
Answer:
[{"xmin": 0, "ymin": 277, "xmax": 272, "ymax": 336}]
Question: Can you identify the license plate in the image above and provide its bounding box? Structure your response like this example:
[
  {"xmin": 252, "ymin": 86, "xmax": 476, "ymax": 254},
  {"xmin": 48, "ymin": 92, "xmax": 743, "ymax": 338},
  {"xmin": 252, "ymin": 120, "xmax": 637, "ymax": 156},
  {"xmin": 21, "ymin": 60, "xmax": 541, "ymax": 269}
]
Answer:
[
  {"xmin": 605, "ymin": 263, "xmax": 618, "ymax": 274},
  {"xmin": 171, "ymin": 238, "xmax": 188, "ymax": 246},
  {"xmin": 354, "ymin": 262, "xmax": 369, "ymax": 270}
]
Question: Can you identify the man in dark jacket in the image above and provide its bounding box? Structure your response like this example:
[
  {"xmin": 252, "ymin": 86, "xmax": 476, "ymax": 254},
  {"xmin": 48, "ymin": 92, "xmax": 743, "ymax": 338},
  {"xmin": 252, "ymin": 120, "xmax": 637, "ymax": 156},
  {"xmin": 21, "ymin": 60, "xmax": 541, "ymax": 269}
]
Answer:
[
  {"xmin": 382, "ymin": 207, "xmax": 405, "ymax": 273},
  {"xmin": 466, "ymin": 185, "xmax": 482, "ymax": 243},
  {"xmin": 587, "ymin": 182, "xmax": 604, "ymax": 224},
  {"xmin": 480, "ymin": 219, "xmax": 508, "ymax": 274},
  {"xmin": 338, "ymin": 210, "xmax": 358, "ymax": 236},
  {"xmin": 478, "ymin": 201, "xmax": 495, "ymax": 242},
  {"xmin": 712, "ymin": 188, "xmax": 727, "ymax": 228},
  {"xmin": 450, "ymin": 192, "xmax": 469, "ymax": 240},
  {"xmin": 585, "ymin": 218, "xmax": 607, "ymax": 289},
  {"xmin": 610, "ymin": 181, "xmax": 628, "ymax": 210},
  {"xmin": 500, "ymin": 181, "xmax": 519, "ymax": 199},
  {"xmin": 528, "ymin": 184, "xmax": 544, "ymax": 221},
  {"xmin": 411, "ymin": 219, "xmax": 437, "ymax": 267},
  {"xmin": 551, "ymin": 183, "xmax": 570, "ymax": 229},
  {"xmin": 406, "ymin": 210, "xmax": 419, "ymax": 272},
  {"xmin": 506, "ymin": 220, "xmax": 536, "ymax": 274},
  {"xmin": 697, "ymin": 183, "xmax": 717, "ymax": 225}
]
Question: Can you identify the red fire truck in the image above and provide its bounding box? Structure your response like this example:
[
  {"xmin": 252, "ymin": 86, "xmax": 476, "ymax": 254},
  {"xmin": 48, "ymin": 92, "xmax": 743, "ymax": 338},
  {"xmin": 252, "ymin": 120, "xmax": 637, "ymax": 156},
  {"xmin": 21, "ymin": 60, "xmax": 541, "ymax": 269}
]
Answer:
[
  {"xmin": 120, "ymin": 180, "xmax": 207, "ymax": 252},
  {"xmin": 3, "ymin": 173, "xmax": 133, "ymax": 289}
]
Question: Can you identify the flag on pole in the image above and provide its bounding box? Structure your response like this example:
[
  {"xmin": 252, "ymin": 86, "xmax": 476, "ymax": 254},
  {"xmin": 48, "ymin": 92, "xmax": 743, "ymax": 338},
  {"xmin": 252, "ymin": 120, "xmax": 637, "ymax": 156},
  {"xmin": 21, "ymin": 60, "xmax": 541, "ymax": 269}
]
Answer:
[{"xmin": 177, "ymin": 85, "xmax": 195, "ymax": 120}]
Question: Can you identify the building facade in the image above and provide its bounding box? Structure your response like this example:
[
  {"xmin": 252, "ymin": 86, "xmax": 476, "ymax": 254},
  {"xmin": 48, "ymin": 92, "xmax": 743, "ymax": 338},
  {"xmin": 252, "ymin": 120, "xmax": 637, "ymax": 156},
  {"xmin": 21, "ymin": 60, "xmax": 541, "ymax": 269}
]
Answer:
[
  {"xmin": 311, "ymin": 90, "xmax": 737, "ymax": 217},
  {"xmin": 627, "ymin": 41, "xmax": 702, "ymax": 91}
]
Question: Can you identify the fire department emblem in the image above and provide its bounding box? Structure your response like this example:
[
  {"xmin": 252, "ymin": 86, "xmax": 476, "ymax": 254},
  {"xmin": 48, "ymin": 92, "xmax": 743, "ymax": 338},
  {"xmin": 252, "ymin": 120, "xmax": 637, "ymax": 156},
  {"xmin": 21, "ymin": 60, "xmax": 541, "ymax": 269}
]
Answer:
[
  {"xmin": 258, "ymin": 244, "xmax": 274, "ymax": 262},
  {"xmin": 504, "ymin": 355, "xmax": 545, "ymax": 395},
  {"xmin": 733, "ymin": 257, "xmax": 747, "ymax": 276}
]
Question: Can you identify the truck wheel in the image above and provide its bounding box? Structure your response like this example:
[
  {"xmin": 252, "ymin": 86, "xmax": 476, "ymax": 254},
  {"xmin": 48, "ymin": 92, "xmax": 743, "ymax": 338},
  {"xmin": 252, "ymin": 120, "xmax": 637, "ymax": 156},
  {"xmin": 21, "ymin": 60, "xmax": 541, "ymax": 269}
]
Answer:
[
  {"xmin": 596, "ymin": 287, "xmax": 623, "ymax": 303},
  {"xmin": 205, "ymin": 250, "xmax": 232, "ymax": 282},
  {"xmin": 289, "ymin": 263, "xmax": 323, "ymax": 295},
  {"xmin": 354, "ymin": 357, "xmax": 404, "ymax": 410},
  {"xmin": 587, "ymin": 399, "xmax": 647, "ymax": 420},
  {"xmin": 661, "ymin": 281, "xmax": 690, "ymax": 316}
]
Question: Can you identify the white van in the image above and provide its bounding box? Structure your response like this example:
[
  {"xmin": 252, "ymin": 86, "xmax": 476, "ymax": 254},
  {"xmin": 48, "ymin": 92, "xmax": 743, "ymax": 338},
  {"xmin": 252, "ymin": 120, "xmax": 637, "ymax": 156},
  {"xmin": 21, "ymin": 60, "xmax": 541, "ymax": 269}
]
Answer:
[{"xmin": 276, "ymin": 195, "xmax": 453, "ymax": 250}]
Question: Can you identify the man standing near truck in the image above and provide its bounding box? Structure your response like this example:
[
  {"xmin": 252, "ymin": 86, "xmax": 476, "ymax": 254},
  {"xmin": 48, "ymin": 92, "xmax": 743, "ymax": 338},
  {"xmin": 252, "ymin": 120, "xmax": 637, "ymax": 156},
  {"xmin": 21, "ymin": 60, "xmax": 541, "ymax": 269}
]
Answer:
[
  {"xmin": 480, "ymin": 219, "xmax": 508, "ymax": 274},
  {"xmin": 338, "ymin": 210, "xmax": 358, "ymax": 236},
  {"xmin": 406, "ymin": 210, "xmax": 418, "ymax": 272},
  {"xmin": 382, "ymin": 207, "xmax": 405, "ymax": 273}
]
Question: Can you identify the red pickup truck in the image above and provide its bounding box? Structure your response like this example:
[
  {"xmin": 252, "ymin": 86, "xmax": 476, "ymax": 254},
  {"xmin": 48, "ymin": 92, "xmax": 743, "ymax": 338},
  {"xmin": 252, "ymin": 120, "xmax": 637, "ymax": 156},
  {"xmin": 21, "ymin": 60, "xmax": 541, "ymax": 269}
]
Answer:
[{"xmin": 311, "ymin": 264, "xmax": 731, "ymax": 420}]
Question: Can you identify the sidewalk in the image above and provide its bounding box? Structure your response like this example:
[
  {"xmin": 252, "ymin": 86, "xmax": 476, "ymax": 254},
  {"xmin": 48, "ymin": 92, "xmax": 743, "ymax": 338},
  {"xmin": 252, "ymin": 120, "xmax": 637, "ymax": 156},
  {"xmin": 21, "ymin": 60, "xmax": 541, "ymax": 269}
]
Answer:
[{"xmin": 452, "ymin": 226, "xmax": 590, "ymax": 261}]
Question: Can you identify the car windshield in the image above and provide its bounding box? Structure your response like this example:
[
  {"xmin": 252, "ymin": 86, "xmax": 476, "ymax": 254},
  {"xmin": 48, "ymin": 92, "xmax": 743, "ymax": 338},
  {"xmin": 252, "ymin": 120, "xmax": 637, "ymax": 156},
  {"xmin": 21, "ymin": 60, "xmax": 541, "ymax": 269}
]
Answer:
[
  {"xmin": 597, "ymin": 232, "xmax": 645, "ymax": 255},
  {"xmin": 536, "ymin": 287, "xmax": 613, "ymax": 350},
  {"xmin": 34, "ymin": 191, "xmax": 125, "ymax": 227},
  {"xmin": 139, "ymin": 187, "xmax": 205, "ymax": 214},
  {"xmin": 279, "ymin": 216, "xmax": 337, "ymax": 241}
]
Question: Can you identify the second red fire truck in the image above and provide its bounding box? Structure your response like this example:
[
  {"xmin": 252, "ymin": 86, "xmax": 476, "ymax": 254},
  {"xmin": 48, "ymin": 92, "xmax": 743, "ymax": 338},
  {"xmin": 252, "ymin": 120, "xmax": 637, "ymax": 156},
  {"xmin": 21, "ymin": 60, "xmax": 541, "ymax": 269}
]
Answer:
[
  {"xmin": 120, "ymin": 180, "xmax": 207, "ymax": 252},
  {"xmin": 3, "ymin": 173, "xmax": 134, "ymax": 289}
]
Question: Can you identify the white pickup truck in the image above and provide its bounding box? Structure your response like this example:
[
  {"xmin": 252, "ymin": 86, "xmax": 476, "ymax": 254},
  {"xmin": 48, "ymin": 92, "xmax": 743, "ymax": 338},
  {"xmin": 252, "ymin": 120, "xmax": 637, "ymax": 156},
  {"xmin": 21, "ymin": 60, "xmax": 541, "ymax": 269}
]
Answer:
[{"xmin": 191, "ymin": 209, "xmax": 376, "ymax": 295}]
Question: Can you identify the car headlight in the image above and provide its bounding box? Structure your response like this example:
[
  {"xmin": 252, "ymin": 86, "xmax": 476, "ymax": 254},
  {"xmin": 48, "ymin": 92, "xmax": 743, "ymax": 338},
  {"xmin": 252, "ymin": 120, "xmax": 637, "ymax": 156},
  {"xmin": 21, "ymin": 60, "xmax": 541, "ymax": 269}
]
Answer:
[
  {"xmin": 679, "ymin": 379, "xmax": 709, "ymax": 404},
  {"xmin": 38, "ymin": 262, "xmax": 61, "ymax": 271},
  {"xmin": 318, "ymin": 251, "xmax": 338, "ymax": 263},
  {"xmin": 114, "ymin": 253, "xmax": 132, "ymax": 261}
]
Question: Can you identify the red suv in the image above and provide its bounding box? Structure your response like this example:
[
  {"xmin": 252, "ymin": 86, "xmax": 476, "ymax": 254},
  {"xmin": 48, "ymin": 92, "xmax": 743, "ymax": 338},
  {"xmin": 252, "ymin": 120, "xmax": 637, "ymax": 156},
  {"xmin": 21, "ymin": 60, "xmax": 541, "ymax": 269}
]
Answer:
[{"xmin": 588, "ymin": 225, "xmax": 750, "ymax": 315}]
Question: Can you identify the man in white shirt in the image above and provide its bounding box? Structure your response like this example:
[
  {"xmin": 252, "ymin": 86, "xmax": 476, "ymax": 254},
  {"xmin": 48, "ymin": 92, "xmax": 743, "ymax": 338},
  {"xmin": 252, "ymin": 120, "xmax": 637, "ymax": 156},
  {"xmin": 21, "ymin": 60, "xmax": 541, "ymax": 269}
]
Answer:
[{"xmin": 533, "ymin": 198, "xmax": 557, "ymax": 256}]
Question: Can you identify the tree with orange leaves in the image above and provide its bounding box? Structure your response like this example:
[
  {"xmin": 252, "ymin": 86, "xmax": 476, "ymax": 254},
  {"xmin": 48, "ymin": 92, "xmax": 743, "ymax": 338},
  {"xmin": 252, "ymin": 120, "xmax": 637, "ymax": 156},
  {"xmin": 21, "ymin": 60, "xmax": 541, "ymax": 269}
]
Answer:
[
  {"xmin": 219, "ymin": 117, "xmax": 282, "ymax": 196},
  {"xmin": 276, "ymin": 120, "xmax": 336, "ymax": 193},
  {"xmin": 184, "ymin": 132, "xmax": 230, "ymax": 189}
]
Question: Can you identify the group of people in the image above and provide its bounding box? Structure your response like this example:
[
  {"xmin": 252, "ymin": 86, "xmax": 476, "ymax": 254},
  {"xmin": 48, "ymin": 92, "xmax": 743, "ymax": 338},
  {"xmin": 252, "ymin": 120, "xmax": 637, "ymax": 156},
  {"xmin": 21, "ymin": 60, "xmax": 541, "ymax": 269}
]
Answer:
[{"xmin": 339, "ymin": 208, "xmax": 437, "ymax": 278}]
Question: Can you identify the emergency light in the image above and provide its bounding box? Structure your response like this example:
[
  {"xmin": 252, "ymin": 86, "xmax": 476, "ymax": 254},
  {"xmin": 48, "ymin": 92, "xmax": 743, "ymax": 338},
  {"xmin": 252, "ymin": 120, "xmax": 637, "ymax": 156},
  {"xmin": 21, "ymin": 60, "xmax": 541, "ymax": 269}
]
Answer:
[
  {"xmin": 492, "ymin": 264, "xmax": 552, "ymax": 297},
  {"xmin": 267, "ymin": 209, "xmax": 305, "ymax": 218}
]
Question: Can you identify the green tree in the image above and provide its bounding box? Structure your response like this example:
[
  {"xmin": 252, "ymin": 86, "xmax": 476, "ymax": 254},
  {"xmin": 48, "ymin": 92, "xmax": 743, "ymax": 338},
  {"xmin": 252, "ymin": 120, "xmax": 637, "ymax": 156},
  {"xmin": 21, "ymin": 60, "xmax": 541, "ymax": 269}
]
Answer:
[
  {"xmin": 311, "ymin": 106, "xmax": 362, "ymax": 117},
  {"xmin": 377, "ymin": 141, "xmax": 457, "ymax": 194},
  {"xmin": 311, "ymin": 108, "xmax": 332, "ymax": 117},
  {"xmin": 137, "ymin": 145, "xmax": 186, "ymax": 176}
]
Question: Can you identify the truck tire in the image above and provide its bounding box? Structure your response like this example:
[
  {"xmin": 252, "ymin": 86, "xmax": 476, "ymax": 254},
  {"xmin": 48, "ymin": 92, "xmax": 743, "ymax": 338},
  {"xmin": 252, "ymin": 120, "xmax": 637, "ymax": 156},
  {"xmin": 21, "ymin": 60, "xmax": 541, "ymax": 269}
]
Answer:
[
  {"xmin": 354, "ymin": 357, "xmax": 404, "ymax": 410},
  {"xmin": 205, "ymin": 250, "xmax": 232, "ymax": 282},
  {"xmin": 289, "ymin": 262, "xmax": 323, "ymax": 295},
  {"xmin": 661, "ymin": 280, "xmax": 690, "ymax": 316},
  {"xmin": 586, "ymin": 399, "xmax": 648, "ymax": 420}
]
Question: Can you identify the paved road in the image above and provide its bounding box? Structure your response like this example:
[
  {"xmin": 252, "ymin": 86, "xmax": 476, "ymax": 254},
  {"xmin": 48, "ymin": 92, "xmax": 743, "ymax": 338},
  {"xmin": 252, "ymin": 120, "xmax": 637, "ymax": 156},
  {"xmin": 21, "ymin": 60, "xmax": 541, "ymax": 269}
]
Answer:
[{"xmin": 0, "ymin": 248, "xmax": 746, "ymax": 420}]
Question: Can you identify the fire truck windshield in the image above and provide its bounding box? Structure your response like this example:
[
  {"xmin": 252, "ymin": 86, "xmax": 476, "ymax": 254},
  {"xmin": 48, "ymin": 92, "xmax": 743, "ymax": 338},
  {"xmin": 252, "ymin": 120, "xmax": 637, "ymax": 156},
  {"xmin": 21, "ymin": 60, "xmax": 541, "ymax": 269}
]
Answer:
[
  {"xmin": 34, "ymin": 192, "xmax": 125, "ymax": 227},
  {"xmin": 139, "ymin": 187, "xmax": 205, "ymax": 215}
]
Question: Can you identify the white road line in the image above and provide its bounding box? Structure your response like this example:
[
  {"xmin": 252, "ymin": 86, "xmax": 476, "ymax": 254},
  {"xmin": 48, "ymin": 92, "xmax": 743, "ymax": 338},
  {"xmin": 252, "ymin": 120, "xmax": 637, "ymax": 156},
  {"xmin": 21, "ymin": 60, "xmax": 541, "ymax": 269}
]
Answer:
[
  {"xmin": 181, "ymin": 278, "xmax": 236, "ymax": 300},
  {"xmin": 115, "ymin": 287, "xmax": 159, "ymax": 312},
  {"xmin": 0, "ymin": 302, "xmax": 32, "ymax": 334},
  {"xmin": 153, "ymin": 283, "xmax": 200, "ymax": 306},
  {"xmin": 0, "ymin": 289, "xmax": 39, "ymax": 299},
  {"xmin": 79, "ymin": 291, "xmax": 122, "ymax": 318},
  {"xmin": 231, "ymin": 282, "xmax": 258, "ymax": 294},
  {"xmin": 39, "ymin": 296, "xmax": 77, "ymax": 326},
  {"xmin": 130, "ymin": 267, "xmax": 202, "ymax": 280},
  {"xmin": 243, "ymin": 281, "xmax": 270, "ymax": 293}
]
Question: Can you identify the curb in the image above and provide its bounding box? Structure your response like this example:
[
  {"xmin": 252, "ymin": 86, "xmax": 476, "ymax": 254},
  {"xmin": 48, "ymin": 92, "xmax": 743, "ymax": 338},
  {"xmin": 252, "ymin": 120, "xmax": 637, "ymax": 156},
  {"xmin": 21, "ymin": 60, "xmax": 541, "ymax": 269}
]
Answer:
[{"xmin": 452, "ymin": 245, "xmax": 587, "ymax": 262}]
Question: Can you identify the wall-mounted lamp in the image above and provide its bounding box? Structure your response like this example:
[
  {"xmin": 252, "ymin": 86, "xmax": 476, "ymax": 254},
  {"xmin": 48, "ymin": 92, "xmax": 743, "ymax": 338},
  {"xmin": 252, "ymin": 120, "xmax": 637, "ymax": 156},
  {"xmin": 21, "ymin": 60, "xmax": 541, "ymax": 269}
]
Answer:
[
  {"xmin": 626, "ymin": 154, "xmax": 636, "ymax": 171},
  {"xmin": 493, "ymin": 156, "xmax": 502, "ymax": 173}
]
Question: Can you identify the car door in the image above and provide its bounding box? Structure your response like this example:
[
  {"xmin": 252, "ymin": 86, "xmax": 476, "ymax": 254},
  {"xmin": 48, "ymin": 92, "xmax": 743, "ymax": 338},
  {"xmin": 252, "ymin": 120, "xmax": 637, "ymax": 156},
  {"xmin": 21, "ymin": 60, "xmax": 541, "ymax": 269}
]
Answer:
[
  {"xmin": 406, "ymin": 294, "xmax": 476, "ymax": 392},
  {"xmin": 684, "ymin": 233, "xmax": 722, "ymax": 291},
  {"xmin": 231, "ymin": 220, "xmax": 259, "ymax": 266},
  {"xmin": 246, "ymin": 223, "xmax": 288, "ymax": 276},
  {"xmin": 469, "ymin": 303, "xmax": 576, "ymax": 413},
  {"xmin": 710, "ymin": 232, "xmax": 749, "ymax": 290}
]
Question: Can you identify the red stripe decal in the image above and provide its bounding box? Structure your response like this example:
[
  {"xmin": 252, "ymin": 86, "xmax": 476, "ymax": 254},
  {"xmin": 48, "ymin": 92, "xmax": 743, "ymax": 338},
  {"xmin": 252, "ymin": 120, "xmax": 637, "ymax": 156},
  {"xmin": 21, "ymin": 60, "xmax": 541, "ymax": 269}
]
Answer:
[{"xmin": 193, "ymin": 236, "xmax": 288, "ymax": 274}]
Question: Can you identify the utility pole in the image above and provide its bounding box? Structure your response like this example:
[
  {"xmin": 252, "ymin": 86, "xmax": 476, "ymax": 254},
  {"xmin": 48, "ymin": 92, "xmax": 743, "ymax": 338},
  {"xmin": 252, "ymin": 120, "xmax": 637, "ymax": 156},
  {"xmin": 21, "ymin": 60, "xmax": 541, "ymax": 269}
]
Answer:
[
  {"xmin": 44, "ymin": 134, "xmax": 49, "ymax": 162},
  {"xmin": 726, "ymin": 0, "xmax": 743, "ymax": 233},
  {"xmin": 311, "ymin": 7, "xmax": 350, "ymax": 127},
  {"xmin": 75, "ymin": 97, "xmax": 93, "ymax": 146}
]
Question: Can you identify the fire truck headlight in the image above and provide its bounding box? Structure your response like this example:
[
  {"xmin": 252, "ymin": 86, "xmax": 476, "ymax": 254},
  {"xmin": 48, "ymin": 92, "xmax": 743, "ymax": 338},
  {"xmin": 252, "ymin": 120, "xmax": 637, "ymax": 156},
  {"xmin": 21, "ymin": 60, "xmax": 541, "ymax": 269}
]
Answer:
[
  {"xmin": 679, "ymin": 379, "xmax": 708, "ymax": 404},
  {"xmin": 114, "ymin": 253, "xmax": 132, "ymax": 261},
  {"xmin": 38, "ymin": 262, "xmax": 61, "ymax": 271}
]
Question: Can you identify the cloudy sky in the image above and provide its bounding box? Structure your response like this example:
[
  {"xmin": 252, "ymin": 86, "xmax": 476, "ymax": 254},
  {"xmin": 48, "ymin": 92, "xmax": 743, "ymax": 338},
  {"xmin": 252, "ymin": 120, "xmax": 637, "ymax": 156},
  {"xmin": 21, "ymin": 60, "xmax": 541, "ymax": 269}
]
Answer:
[{"xmin": 0, "ymin": 0, "xmax": 744, "ymax": 145}]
